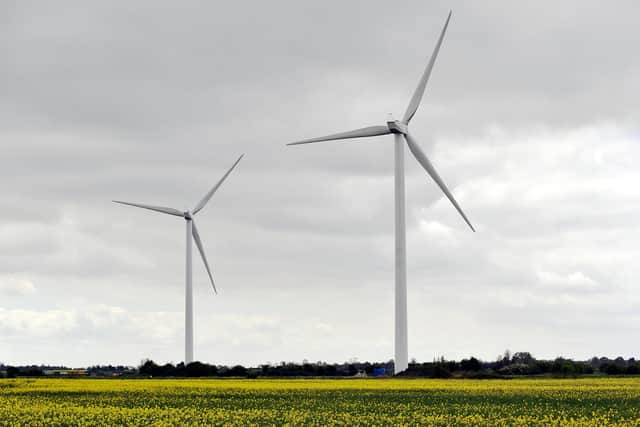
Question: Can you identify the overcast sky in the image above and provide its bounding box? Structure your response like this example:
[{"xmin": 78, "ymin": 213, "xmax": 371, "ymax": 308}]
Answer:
[{"xmin": 2, "ymin": 0, "xmax": 639, "ymax": 367}]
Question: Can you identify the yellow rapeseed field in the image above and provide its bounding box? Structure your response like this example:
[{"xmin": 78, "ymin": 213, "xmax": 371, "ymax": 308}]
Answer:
[{"xmin": 1, "ymin": 377, "xmax": 639, "ymax": 426}]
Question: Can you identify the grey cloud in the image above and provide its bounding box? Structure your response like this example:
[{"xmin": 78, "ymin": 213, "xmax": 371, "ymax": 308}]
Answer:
[{"xmin": 1, "ymin": 1, "xmax": 639, "ymax": 366}]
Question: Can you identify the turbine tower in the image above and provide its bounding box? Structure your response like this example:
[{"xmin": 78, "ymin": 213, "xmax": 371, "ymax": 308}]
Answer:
[
  {"xmin": 113, "ymin": 154, "xmax": 243, "ymax": 364},
  {"xmin": 287, "ymin": 12, "xmax": 473, "ymax": 374}
]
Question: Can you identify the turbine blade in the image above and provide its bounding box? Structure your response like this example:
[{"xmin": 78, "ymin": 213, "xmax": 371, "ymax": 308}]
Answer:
[
  {"xmin": 191, "ymin": 220, "xmax": 217, "ymax": 294},
  {"xmin": 402, "ymin": 11, "xmax": 452, "ymax": 124},
  {"xmin": 404, "ymin": 133, "xmax": 475, "ymax": 231},
  {"xmin": 112, "ymin": 200, "xmax": 183, "ymax": 217},
  {"xmin": 287, "ymin": 125, "xmax": 391, "ymax": 146},
  {"xmin": 193, "ymin": 154, "xmax": 244, "ymax": 215}
]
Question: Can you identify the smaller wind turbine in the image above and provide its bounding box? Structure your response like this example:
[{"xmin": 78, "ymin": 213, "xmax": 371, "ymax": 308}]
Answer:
[{"xmin": 113, "ymin": 154, "xmax": 244, "ymax": 364}]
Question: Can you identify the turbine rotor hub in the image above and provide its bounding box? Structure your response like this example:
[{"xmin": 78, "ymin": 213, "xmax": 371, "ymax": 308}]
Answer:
[
  {"xmin": 387, "ymin": 120, "xmax": 408, "ymax": 135},
  {"xmin": 184, "ymin": 211, "xmax": 193, "ymax": 220}
]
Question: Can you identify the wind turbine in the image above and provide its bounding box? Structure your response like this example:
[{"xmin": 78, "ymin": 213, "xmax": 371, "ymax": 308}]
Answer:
[
  {"xmin": 113, "ymin": 154, "xmax": 244, "ymax": 364},
  {"xmin": 287, "ymin": 11, "xmax": 474, "ymax": 374}
]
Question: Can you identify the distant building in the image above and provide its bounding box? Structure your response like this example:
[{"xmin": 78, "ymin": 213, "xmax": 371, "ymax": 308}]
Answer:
[
  {"xmin": 373, "ymin": 368, "xmax": 386, "ymax": 377},
  {"xmin": 44, "ymin": 369, "xmax": 88, "ymax": 376}
]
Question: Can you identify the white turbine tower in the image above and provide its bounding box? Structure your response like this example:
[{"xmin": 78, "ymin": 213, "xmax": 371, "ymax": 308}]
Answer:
[
  {"xmin": 287, "ymin": 12, "xmax": 474, "ymax": 375},
  {"xmin": 113, "ymin": 154, "xmax": 243, "ymax": 364}
]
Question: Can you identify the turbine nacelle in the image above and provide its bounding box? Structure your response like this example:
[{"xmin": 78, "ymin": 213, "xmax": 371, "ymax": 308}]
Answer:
[
  {"xmin": 387, "ymin": 120, "xmax": 408, "ymax": 135},
  {"xmin": 183, "ymin": 211, "xmax": 193, "ymax": 220}
]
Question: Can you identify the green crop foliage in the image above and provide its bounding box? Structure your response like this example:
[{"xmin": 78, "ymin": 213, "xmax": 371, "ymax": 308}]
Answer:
[{"xmin": 1, "ymin": 377, "xmax": 639, "ymax": 426}]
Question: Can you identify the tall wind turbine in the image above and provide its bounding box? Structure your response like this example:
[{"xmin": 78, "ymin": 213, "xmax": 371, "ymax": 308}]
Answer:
[
  {"xmin": 287, "ymin": 11, "xmax": 474, "ymax": 374},
  {"xmin": 113, "ymin": 154, "xmax": 243, "ymax": 364}
]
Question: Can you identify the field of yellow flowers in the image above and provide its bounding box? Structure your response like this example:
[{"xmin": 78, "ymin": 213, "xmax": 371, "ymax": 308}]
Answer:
[{"xmin": 1, "ymin": 377, "xmax": 639, "ymax": 426}]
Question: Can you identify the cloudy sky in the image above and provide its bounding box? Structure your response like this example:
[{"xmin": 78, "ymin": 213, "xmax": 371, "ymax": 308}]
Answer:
[{"xmin": 2, "ymin": 0, "xmax": 639, "ymax": 367}]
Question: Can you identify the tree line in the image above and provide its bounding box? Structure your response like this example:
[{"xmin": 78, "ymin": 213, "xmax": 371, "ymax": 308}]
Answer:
[{"xmin": 2, "ymin": 352, "xmax": 639, "ymax": 378}]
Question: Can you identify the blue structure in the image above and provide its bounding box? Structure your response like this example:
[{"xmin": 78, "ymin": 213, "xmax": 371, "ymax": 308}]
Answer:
[{"xmin": 373, "ymin": 368, "xmax": 386, "ymax": 377}]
